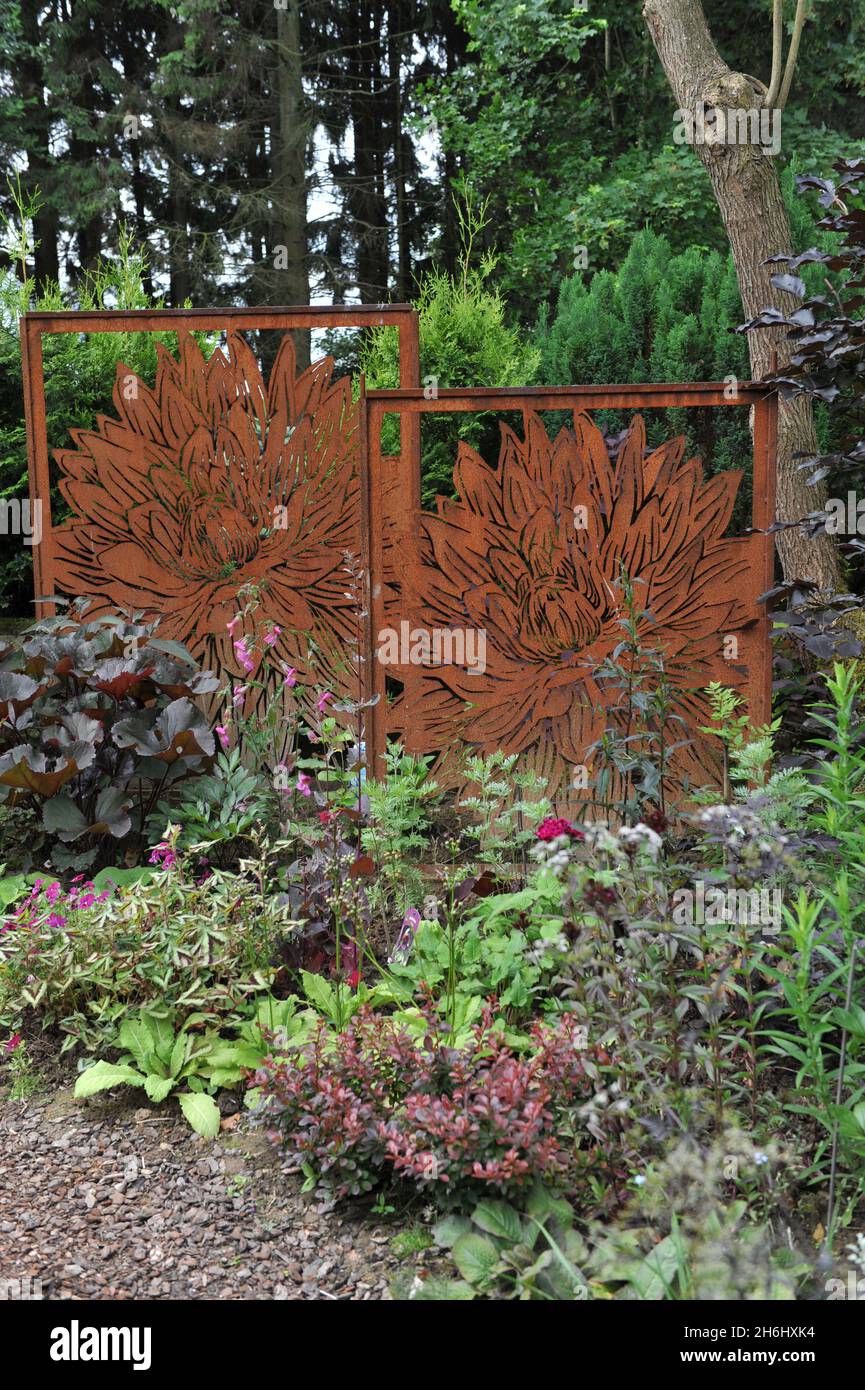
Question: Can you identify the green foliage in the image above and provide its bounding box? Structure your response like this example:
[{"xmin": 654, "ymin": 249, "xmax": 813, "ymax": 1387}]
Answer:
[
  {"xmin": 0, "ymin": 861, "xmax": 286, "ymax": 1053},
  {"xmin": 150, "ymin": 747, "xmax": 275, "ymax": 863},
  {"xmin": 2, "ymin": 1037, "xmax": 44, "ymax": 1099},
  {"xmin": 406, "ymin": 1184, "xmax": 588, "ymax": 1301},
  {"xmin": 567, "ymin": 146, "xmax": 730, "ymax": 273},
  {"xmin": 0, "ymin": 865, "xmax": 29, "ymax": 908},
  {"xmin": 757, "ymin": 665, "xmax": 865, "ymax": 1203},
  {"xmin": 387, "ymin": 870, "xmax": 567, "ymax": 1023},
  {"xmin": 360, "ymin": 188, "xmax": 539, "ymax": 506},
  {"xmin": 74, "ymin": 1008, "xmax": 224, "ymax": 1137},
  {"xmin": 535, "ymin": 229, "xmax": 752, "ymax": 521},
  {"xmin": 0, "ymin": 192, "xmax": 179, "ymax": 614},
  {"xmin": 361, "ymin": 746, "xmax": 439, "ymax": 905},
  {"xmin": 77, "ymin": 998, "xmax": 306, "ymax": 1133},
  {"xmin": 458, "ymin": 751, "xmax": 550, "ymax": 866}
]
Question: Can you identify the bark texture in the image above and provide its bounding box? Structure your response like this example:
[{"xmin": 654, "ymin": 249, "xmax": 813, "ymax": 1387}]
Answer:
[{"xmin": 643, "ymin": 0, "xmax": 843, "ymax": 590}]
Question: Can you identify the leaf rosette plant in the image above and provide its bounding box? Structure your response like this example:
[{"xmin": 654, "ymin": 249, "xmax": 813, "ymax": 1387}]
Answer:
[{"xmin": 0, "ymin": 599, "xmax": 218, "ymax": 869}]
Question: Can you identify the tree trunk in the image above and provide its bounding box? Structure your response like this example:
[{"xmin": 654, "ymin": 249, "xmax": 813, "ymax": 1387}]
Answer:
[
  {"xmin": 274, "ymin": 0, "xmax": 310, "ymax": 367},
  {"xmin": 642, "ymin": 0, "xmax": 843, "ymax": 591}
]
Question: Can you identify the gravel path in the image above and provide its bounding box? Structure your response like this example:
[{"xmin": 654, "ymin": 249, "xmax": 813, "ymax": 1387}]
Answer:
[{"xmin": 0, "ymin": 1086, "xmax": 431, "ymax": 1301}]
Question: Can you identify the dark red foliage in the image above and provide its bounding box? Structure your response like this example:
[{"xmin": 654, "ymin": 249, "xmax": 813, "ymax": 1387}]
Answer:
[
  {"xmin": 643, "ymin": 806, "xmax": 669, "ymax": 835},
  {"xmin": 582, "ymin": 880, "xmax": 618, "ymax": 910},
  {"xmin": 254, "ymin": 1006, "xmax": 599, "ymax": 1203}
]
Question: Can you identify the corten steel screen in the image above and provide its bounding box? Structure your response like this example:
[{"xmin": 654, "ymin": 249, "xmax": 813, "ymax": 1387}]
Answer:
[
  {"xmin": 362, "ymin": 383, "xmax": 777, "ymax": 811},
  {"xmin": 20, "ymin": 305, "xmax": 420, "ymax": 717}
]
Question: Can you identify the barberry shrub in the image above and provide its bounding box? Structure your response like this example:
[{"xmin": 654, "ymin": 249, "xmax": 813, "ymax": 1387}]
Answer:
[{"xmin": 254, "ymin": 1005, "xmax": 600, "ymax": 1204}]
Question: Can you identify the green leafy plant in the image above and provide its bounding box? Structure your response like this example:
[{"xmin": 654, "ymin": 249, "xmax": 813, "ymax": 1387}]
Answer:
[
  {"xmin": 0, "ymin": 854, "xmax": 286, "ymax": 1053},
  {"xmin": 407, "ymin": 1185, "xmax": 589, "ymax": 1301},
  {"xmin": 386, "ymin": 869, "xmax": 568, "ymax": 1027},
  {"xmin": 150, "ymin": 747, "xmax": 274, "ymax": 864},
  {"xmin": 361, "ymin": 745, "xmax": 438, "ymax": 905},
  {"xmin": 74, "ymin": 1009, "xmax": 224, "ymax": 1137},
  {"xmin": 458, "ymin": 751, "xmax": 550, "ymax": 869}
]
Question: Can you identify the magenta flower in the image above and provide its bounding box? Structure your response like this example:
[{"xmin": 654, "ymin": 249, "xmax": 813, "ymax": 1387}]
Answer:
[
  {"xmin": 283, "ymin": 665, "xmax": 297, "ymax": 688},
  {"xmin": 216, "ymin": 724, "xmax": 230, "ymax": 751},
  {"xmin": 148, "ymin": 842, "xmax": 178, "ymax": 870},
  {"xmin": 264, "ymin": 626, "xmax": 281, "ymax": 647},
  {"xmin": 226, "ymin": 616, "xmax": 241, "ymax": 637},
  {"xmin": 316, "ymin": 690, "xmax": 334, "ymax": 713},
  {"xmin": 296, "ymin": 772, "xmax": 312, "ymax": 797},
  {"xmin": 536, "ymin": 816, "xmax": 585, "ymax": 842},
  {"xmin": 4, "ymin": 1034, "xmax": 22, "ymax": 1054},
  {"xmin": 232, "ymin": 686, "xmax": 248, "ymax": 708},
  {"xmin": 48, "ymin": 912, "xmax": 68, "ymax": 928}
]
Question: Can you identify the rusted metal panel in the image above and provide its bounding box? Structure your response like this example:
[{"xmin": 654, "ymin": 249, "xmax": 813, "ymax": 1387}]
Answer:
[
  {"xmin": 364, "ymin": 384, "xmax": 777, "ymax": 808},
  {"xmin": 20, "ymin": 307, "xmax": 420, "ymax": 724},
  {"xmin": 21, "ymin": 309, "xmax": 776, "ymax": 808}
]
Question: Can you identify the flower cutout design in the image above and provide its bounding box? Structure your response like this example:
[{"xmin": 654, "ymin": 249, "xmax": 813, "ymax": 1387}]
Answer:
[
  {"xmin": 51, "ymin": 331, "xmax": 360, "ymax": 702},
  {"xmin": 400, "ymin": 411, "xmax": 759, "ymax": 799}
]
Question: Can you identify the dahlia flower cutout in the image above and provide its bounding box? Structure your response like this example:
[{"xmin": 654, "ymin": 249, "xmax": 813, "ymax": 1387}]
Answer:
[
  {"xmin": 397, "ymin": 411, "xmax": 760, "ymax": 801},
  {"xmin": 51, "ymin": 331, "xmax": 360, "ymax": 704}
]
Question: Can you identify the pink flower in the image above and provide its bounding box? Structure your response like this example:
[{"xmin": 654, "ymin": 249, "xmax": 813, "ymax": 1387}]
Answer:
[
  {"xmin": 296, "ymin": 772, "xmax": 312, "ymax": 797},
  {"xmin": 226, "ymin": 616, "xmax": 241, "ymax": 637},
  {"xmin": 76, "ymin": 893, "xmax": 95, "ymax": 910},
  {"xmin": 4, "ymin": 1034, "xmax": 22, "ymax": 1054},
  {"xmin": 148, "ymin": 842, "xmax": 178, "ymax": 870},
  {"xmin": 536, "ymin": 816, "xmax": 584, "ymax": 842},
  {"xmin": 216, "ymin": 725, "xmax": 230, "ymax": 751},
  {"xmin": 263, "ymin": 626, "xmax": 281, "ymax": 646},
  {"xmin": 389, "ymin": 908, "xmax": 421, "ymax": 965},
  {"xmin": 45, "ymin": 881, "xmax": 61, "ymax": 904},
  {"xmin": 282, "ymin": 665, "xmax": 297, "ymax": 689},
  {"xmin": 232, "ymin": 686, "xmax": 248, "ymax": 708},
  {"xmin": 316, "ymin": 691, "xmax": 334, "ymax": 713},
  {"xmin": 48, "ymin": 913, "xmax": 67, "ymax": 928},
  {"xmin": 233, "ymin": 639, "xmax": 254, "ymax": 673},
  {"xmin": 319, "ymin": 809, "xmax": 338, "ymax": 825}
]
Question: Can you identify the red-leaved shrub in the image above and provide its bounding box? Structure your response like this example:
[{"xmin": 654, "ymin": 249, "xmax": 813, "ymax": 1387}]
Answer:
[{"xmin": 254, "ymin": 1005, "xmax": 600, "ymax": 1203}]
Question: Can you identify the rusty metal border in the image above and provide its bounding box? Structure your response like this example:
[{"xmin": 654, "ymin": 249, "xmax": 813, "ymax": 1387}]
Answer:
[
  {"xmin": 362, "ymin": 381, "xmax": 778, "ymax": 780},
  {"xmin": 20, "ymin": 304, "xmax": 420, "ymax": 618}
]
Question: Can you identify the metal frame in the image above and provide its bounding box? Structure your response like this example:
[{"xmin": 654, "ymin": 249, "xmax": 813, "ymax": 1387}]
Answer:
[
  {"xmin": 20, "ymin": 304, "xmax": 420, "ymax": 618},
  {"xmin": 362, "ymin": 381, "xmax": 777, "ymax": 786}
]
